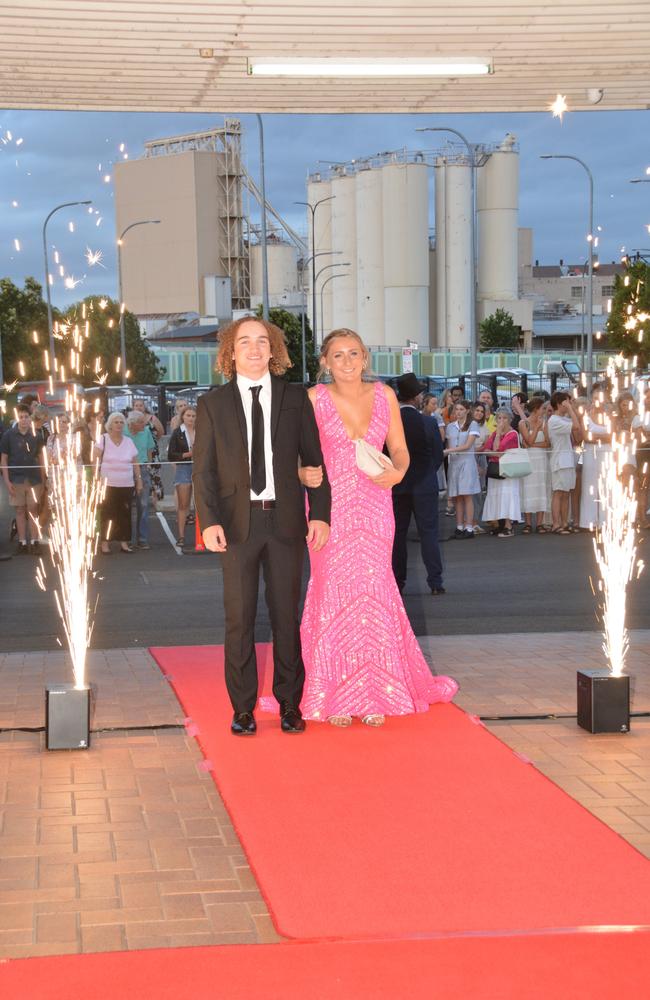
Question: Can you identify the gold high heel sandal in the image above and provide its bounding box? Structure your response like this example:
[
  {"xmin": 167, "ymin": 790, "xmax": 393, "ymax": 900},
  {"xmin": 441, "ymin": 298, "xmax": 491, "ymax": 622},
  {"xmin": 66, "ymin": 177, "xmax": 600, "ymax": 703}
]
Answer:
[
  {"xmin": 328, "ymin": 715, "xmax": 353, "ymax": 727},
  {"xmin": 362, "ymin": 715, "xmax": 385, "ymax": 727}
]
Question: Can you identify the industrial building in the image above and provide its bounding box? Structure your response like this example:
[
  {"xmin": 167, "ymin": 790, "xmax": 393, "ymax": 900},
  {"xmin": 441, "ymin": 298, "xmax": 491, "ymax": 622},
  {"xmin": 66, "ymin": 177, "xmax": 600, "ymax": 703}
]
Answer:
[
  {"xmin": 114, "ymin": 120, "xmax": 306, "ymax": 334},
  {"xmin": 305, "ymin": 135, "xmax": 533, "ymax": 350},
  {"xmin": 114, "ymin": 121, "xmax": 620, "ymax": 365}
]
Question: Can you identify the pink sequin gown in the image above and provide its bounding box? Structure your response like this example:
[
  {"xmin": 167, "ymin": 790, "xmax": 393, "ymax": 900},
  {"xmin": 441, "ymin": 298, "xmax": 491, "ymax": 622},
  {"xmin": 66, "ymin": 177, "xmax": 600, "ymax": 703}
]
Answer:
[{"xmin": 300, "ymin": 382, "xmax": 458, "ymax": 721}]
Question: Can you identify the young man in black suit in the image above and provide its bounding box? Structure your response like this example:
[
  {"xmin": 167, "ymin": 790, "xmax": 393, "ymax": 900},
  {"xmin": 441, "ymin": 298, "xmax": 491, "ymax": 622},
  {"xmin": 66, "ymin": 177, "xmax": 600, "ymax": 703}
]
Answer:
[
  {"xmin": 193, "ymin": 318, "xmax": 331, "ymax": 736},
  {"xmin": 391, "ymin": 372, "xmax": 445, "ymax": 596}
]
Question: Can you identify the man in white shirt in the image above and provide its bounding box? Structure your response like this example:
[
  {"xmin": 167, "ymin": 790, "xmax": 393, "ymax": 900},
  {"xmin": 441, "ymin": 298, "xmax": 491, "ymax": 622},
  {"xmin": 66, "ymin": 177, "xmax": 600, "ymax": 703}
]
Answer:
[{"xmin": 193, "ymin": 318, "xmax": 331, "ymax": 736}]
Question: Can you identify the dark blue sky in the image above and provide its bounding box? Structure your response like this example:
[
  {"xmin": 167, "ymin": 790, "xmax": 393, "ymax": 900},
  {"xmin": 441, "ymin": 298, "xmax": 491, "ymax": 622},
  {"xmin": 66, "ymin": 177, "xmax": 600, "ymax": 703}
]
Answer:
[{"xmin": 1, "ymin": 108, "xmax": 648, "ymax": 310}]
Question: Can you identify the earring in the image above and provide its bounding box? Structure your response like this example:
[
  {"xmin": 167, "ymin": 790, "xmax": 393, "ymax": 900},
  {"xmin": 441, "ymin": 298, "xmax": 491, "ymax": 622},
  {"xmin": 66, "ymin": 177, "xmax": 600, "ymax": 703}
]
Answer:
[
  {"xmin": 362, "ymin": 360, "xmax": 368, "ymax": 370},
  {"xmin": 324, "ymin": 367, "xmax": 331, "ymax": 376}
]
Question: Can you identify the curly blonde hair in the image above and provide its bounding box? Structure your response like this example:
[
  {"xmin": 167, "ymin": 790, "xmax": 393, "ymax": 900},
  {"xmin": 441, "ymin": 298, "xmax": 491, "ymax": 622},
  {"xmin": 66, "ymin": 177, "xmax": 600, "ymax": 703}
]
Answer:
[{"xmin": 216, "ymin": 316, "xmax": 292, "ymax": 380}]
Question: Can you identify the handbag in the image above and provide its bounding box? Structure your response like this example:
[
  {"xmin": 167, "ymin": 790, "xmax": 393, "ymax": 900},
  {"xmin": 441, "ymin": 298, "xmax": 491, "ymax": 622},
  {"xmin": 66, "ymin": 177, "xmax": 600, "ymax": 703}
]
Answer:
[
  {"xmin": 355, "ymin": 438, "xmax": 393, "ymax": 478},
  {"xmin": 499, "ymin": 448, "xmax": 532, "ymax": 479},
  {"xmin": 486, "ymin": 461, "xmax": 503, "ymax": 480}
]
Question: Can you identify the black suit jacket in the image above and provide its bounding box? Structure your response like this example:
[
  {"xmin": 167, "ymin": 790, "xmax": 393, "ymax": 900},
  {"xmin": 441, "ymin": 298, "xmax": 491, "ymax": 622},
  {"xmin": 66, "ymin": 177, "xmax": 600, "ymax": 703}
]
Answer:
[
  {"xmin": 393, "ymin": 407, "xmax": 443, "ymax": 496},
  {"xmin": 192, "ymin": 375, "xmax": 331, "ymax": 543},
  {"xmin": 167, "ymin": 426, "xmax": 191, "ymax": 463}
]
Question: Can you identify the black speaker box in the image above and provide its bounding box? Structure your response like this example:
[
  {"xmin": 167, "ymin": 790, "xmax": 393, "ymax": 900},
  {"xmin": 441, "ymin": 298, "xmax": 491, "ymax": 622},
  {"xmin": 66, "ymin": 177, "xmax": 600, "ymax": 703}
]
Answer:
[
  {"xmin": 45, "ymin": 684, "xmax": 91, "ymax": 750},
  {"xmin": 577, "ymin": 670, "xmax": 630, "ymax": 734}
]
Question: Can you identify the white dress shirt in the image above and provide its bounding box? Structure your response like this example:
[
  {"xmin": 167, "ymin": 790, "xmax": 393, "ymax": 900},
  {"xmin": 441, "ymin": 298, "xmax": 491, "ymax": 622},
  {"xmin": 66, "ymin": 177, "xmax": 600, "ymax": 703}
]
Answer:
[{"xmin": 236, "ymin": 371, "xmax": 276, "ymax": 500}]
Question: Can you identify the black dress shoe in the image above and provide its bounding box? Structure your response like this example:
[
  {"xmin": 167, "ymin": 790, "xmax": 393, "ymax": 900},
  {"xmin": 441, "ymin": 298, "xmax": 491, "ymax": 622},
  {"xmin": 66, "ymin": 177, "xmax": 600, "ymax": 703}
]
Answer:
[
  {"xmin": 231, "ymin": 712, "xmax": 256, "ymax": 736},
  {"xmin": 279, "ymin": 702, "xmax": 305, "ymax": 734},
  {"xmin": 430, "ymin": 587, "xmax": 446, "ymax": 596}
]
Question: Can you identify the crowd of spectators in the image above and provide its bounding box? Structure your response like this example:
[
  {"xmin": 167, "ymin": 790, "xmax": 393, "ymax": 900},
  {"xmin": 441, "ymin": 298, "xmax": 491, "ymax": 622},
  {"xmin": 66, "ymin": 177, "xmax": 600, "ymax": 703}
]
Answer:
[
  {"xmin": 1, "ymin": 378, "xmax": 648, "ymax": 555},
  {"xmin": 0, "ymin": 393, "xmax": 194, "ymax": 554},
  {"xmin": 427, "ymin": 382, "xmax": 650, "ymax": 538}
]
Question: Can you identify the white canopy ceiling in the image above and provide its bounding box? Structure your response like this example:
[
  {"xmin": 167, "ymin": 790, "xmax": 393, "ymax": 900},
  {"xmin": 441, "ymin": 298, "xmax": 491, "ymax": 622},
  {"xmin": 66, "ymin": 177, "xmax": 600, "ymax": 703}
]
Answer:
[{"xmin": 1, "ymin": 0, "xmax": 649, "ymax": 114}]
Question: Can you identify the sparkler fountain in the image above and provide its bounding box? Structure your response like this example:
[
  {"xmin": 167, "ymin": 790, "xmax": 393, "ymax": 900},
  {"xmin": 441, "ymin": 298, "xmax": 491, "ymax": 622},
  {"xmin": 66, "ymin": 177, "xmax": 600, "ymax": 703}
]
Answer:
[
  {"xmin": 36, "ymin": 320, "xmax": 107, "ymax": 749},
  {"xmin": 577, "ymin": 355, "xmax": 646, "ymax": 733}
]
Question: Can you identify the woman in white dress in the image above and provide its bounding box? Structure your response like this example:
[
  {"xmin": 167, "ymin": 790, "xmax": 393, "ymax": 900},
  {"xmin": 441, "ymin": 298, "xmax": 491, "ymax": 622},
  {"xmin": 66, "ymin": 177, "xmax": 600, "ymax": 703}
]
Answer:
[
  {"xmin": 444, "ymin": 400, "xmax": 481, "ymax": 539},
  {"xmin": 480, "ymin": 409, "xmax": 522, "ymax": 538},
  {"xmin": 580, "ymin": 399, "xmax": 612, "ymax": 530},
  {"xmin": 518, "ymin": 397, "xmax": 551, "ymax": 534}
]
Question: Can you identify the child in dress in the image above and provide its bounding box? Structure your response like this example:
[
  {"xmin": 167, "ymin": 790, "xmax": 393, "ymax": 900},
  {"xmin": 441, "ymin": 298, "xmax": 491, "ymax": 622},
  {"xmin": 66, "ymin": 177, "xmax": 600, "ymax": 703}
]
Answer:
[{"xmin": 444, "ymin": 400, "xmax": 481, "ymax": 539}]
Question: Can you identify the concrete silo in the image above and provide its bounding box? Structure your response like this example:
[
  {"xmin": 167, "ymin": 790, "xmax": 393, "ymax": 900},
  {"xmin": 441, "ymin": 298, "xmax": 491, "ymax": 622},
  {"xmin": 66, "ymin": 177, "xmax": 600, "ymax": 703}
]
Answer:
[
  {"xmin": 477, "ymin": 134, "xmax": 519, "ymax": 303},
  {"xmin": 434, "ymin": 159, "xmax": 447, "ymax": 349},
  {"xmin": 306, "ymin": 177, "xmax": 333, "ymax": 338},
  {"xmin": 381, "ymin": 161, "xmax": 429, "ymax": 348},
  {"xmin": 435, "ymin": 156, "xmax": 473, "ymax": 350},
  {"xmin": 355, "ymin": 166, "xmax": 385, "ymax": 346},
  {"xmin": 329, "ymin": 173, "xmax": 357, "ymax": 333},
  {"xmin": 250, "ymin": 241, "xmax": 298, "ymax": 298}
]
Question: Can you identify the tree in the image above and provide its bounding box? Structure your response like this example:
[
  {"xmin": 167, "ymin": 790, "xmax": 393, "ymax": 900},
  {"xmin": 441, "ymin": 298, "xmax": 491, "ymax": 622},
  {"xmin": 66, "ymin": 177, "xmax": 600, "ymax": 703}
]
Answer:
[
  {"xmin": 62, "ymin": 295, "xmax": 165, "ymax": 386},
  {"xmin": 255, "ymin": 306, "xmax": 319, "ymax": 383},
  {"xmin": 479, "ymin": 308, "xmax": 521, "ymax": 351},
  {"xmin": 0, "ymin": 282, "xmax": 164, "ymax": 386},
  {"xmin": 0, "ymin": 276, "xmax": 55, "ymax": 382},
  {"xmin": 606, "ymin": 260, "xmax": 650, "ymax": 368}
]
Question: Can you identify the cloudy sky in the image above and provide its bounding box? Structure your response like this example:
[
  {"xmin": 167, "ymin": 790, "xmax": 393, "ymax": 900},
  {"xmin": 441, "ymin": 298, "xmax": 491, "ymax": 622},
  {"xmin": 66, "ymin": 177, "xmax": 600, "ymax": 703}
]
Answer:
[{"xmin": 1, "ymin": 107, "xmax": 648, "ymax": 310}]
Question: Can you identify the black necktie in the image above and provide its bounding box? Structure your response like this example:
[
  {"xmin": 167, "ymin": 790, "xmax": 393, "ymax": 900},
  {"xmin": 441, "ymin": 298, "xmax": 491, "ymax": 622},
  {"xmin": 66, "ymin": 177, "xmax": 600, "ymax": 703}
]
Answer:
[{"xmin": 249, "ymin": 385, "xmax": 266, "ymax": 495}]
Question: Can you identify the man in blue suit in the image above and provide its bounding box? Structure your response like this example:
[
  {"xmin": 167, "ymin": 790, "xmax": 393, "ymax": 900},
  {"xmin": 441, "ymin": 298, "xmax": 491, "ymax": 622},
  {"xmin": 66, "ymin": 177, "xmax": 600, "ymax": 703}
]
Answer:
[{"xmin": 392, "ymin": 373, "xmax": 445, "ymax": 596}]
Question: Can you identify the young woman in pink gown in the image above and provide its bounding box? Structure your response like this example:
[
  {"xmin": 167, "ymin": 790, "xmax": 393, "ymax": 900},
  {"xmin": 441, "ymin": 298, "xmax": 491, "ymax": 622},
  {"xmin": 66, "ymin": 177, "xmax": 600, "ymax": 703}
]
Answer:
[{"xmin": 299, "ymin": 329, "xmax": 458, "ymax": 727}]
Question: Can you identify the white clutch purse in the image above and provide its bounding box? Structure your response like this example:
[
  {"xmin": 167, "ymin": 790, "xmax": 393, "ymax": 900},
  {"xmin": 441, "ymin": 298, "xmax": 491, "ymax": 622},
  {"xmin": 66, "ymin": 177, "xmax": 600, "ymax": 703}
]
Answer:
[
  {"xmin": 355, "ymin": 438, "xmax": 393, "ymax": 478},
  {"xmin": 499, "ymin": 448, "xmax": 532, "ymax": 479}
]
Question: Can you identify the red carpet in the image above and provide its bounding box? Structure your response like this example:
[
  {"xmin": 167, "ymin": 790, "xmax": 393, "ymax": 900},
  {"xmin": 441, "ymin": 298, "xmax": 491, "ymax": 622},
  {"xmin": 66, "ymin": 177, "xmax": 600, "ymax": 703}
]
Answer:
[
  {"xmin": 150, "ymin": 644, "xmax": 650, "ymax": 940},
  {"xmin": 4, "ymin": 932, "xmax": 650, "ymax": 999}
]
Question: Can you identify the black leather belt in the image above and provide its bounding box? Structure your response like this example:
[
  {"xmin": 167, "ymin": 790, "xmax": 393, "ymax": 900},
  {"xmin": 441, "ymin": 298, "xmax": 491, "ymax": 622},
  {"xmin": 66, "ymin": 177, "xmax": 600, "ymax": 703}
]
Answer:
[{"xmin": 250, "ymin": 499, "xmax": 276, "ymax": 509}]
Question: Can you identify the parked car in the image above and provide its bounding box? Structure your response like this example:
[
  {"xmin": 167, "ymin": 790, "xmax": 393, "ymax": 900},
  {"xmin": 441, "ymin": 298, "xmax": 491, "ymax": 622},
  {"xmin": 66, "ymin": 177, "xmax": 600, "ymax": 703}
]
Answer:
[
  {"xmin": 173, "ymin": 385, "xmax": 215, "ymax": 408},
  {"xmin": 537, "ymin": 359, "xmax": 584, "ymax": 387},
  {"xmin": 15, "ymin": 380, "xmax": 84, "ymax": 416},
  {"xmin": 461, "ymin": 368, "xmax": 538, "ymax": 404},
  {"xmin": 375, "ymin": 375, "xmax": 451, "ymax": 396}
]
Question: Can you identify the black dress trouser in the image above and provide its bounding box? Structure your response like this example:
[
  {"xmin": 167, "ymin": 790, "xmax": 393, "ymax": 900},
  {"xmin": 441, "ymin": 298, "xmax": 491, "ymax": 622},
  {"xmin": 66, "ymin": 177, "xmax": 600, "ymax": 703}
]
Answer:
[
  {"xmin": 392, "ymin": 491, "xmax": 443, "ymax": 591},
  {"xmin": 221, "ymin": 507, "xmax": 306, "ymax": 714}
]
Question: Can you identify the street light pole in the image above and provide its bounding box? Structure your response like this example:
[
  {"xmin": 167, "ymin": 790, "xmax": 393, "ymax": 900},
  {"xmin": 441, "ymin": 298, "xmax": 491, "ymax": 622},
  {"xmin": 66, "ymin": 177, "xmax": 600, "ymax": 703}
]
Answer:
[
  {"xmin": 256, "ymin": 114, "xmax": 270, "ymax": 321},
  {"xmin": 42, "ymin": 200, "xmax": 92, "ymax": 368},
  {"xmin": 541, "ymin": 154, "xmax": 595, "ymax": 379},
  {"xmin": 320, "ymin": 271, "xmax": 348, "ymax": 341},
  {"xmin": 117, "ymin": 220, "xmax": 161, "ymax": 381},
  {"xmin": 417, "ymin": 126, "xmax": 478, "ymax": 392},
  {"xmin": 294, "ymin": 196, "xmax": 335, "ymax": 345},
  {"xmin": 299, "ymin": 250, "xmax": 343, "ymax": 383},
  {"xmin": 315, "ymin": 261, "xmax": 351, "ymax": 286}
]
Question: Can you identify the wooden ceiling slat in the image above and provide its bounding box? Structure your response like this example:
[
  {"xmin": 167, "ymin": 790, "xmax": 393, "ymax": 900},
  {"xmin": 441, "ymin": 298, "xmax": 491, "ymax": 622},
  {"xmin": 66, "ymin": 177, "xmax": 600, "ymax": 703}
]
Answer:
[
  {"xmin": 3, "ymin": 80, "xmax": 643, "ymax": 94},
  {"xmin": 2, "ymin": 17, "xmax": 648, "ymax": 32}
]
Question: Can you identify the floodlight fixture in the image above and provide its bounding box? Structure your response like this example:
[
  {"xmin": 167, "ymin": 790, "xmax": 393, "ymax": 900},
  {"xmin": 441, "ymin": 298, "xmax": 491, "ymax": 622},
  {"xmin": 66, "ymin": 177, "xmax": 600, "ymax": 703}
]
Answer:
[{"xmin": 248, "ymin": 58, "xmax": 492, "ymax": 77}]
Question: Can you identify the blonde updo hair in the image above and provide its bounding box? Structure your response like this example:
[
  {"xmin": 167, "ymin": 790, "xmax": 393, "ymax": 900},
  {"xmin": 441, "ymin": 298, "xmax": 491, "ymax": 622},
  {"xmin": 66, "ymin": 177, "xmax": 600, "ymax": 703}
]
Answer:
[{"xmin": 319, "ymin": 328, "xmax": 371, "ymax": 378}]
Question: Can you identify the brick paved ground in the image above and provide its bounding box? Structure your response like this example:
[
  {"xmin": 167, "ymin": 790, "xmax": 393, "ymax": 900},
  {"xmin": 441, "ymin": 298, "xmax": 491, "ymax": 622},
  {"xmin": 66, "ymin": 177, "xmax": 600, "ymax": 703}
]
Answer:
[
  {"xmin": 419, "ymin": 631, "xmax": 650, "ymax": 718},
  {"xmin": 0, "ymin": 728, "xmax": 280, "ymax": 958},
  {"xmin": 0, "ymin": 649, "xmax": 182, "ymax": 730},
  {"xmin": 0, "ymin": 632, "xmax": 648, "ymax": 958}
]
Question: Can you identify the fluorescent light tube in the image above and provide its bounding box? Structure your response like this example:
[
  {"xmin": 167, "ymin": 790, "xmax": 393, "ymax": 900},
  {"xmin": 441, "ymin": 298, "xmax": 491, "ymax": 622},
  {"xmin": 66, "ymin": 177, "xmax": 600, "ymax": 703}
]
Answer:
[{"xmin": 248, "ymin": 58, "xmax": 491, "ymax": 78}]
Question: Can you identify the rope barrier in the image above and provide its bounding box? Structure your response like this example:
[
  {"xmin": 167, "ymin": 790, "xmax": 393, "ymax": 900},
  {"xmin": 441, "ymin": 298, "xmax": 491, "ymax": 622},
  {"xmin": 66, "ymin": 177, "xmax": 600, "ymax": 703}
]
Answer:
[
  {"xmin": 1, "ymin": 460, "xmax": 194, "ymax": 470},
  {"xmin": 4, "ymin": 445, "xmax": 619, "ymax": 471}
]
